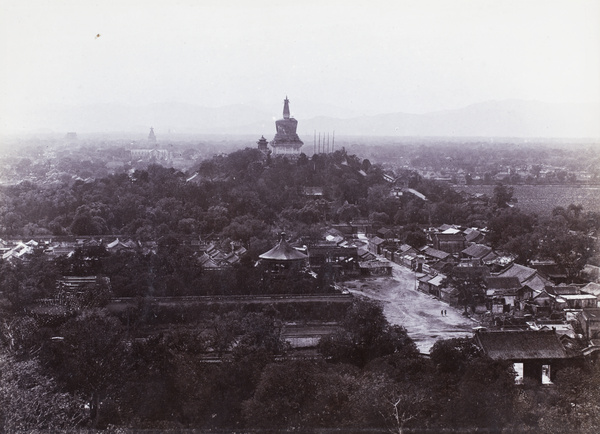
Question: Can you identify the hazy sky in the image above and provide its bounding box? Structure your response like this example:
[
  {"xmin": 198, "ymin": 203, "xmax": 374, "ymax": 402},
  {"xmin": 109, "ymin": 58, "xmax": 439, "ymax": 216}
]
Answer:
[{"xmin": 1, "ymin": 0, "xmax": 599, "ymax": 131}]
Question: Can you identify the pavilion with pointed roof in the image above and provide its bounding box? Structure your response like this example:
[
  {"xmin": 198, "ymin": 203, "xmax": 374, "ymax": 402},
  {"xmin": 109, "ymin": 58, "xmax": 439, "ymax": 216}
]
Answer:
[{"xmin": 259, "ymin": 232, "xmax": 308, "ymax": 276}]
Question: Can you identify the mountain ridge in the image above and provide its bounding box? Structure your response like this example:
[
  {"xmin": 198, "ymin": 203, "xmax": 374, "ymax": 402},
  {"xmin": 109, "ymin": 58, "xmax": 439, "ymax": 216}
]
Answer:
[{"xmin": 9, "ymin": 100, "xmax": 600, "ymax": 139}]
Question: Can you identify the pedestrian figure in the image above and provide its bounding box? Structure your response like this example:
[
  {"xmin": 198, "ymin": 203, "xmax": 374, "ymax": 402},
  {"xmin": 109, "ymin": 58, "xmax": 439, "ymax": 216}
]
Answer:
[{"xmin": 441, "ymin": 310, "xmax": 443, "ymax": 316}]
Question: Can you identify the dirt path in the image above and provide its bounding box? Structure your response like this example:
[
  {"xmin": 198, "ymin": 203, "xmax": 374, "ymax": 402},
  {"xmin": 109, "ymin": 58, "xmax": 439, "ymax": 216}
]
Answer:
[{"xmin": 345, "ymin": 261, "xmax": 476, "ymax": 353}]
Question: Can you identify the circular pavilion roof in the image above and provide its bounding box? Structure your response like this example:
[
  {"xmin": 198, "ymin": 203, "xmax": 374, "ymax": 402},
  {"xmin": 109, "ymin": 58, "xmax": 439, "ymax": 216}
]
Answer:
[{"xmin": 259, "ymin": 234, "xmax": 308, "ymax": 261}]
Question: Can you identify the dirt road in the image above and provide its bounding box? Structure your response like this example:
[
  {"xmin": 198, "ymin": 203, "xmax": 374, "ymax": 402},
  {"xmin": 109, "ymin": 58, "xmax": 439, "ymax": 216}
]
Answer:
[{"xmin": 346, "ymin": 261, "xmax": 477, "ymax": 353}]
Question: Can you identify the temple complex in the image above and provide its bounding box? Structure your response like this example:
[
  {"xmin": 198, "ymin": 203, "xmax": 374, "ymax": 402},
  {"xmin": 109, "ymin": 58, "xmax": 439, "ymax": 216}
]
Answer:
[{"xmin": 269, "ymin": 97, "xmax": 303, "ymax": 155}]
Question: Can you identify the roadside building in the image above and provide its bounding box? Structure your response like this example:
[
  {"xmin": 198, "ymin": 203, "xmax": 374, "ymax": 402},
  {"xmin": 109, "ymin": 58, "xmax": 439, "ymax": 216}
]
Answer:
[
  {"xmin": 358, "ymin": 259, "xmax": 392, "ymax": 276},
  {"xmin": 368, "ymin": 236, "xmax": 386, "ymax": 255},
  {"xmin": 418, "ymin": 273, "xmax": 446, "ymax": 298},
  {"xmin": 485, "ymin": 276, "xmax": 525, "ymax": 313}
]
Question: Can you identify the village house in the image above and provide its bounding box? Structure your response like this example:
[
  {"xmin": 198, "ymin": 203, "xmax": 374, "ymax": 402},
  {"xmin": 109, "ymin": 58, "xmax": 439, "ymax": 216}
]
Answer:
[
  {"xmin": 546, "ymin": 285, "xmax": 598, "ymax": 310},
  {"xmin": 431, "ymin": 231, "xmax": 466, "ymax": 254},
  {"xmin": 581, "ymin": 282, "xmax": 600, "ymax": 306},
  {"xmin": 358, "ymin": 258, "xmax": 392, "ymax": 276},
  {"xmin": 494, "ymin": 263, "xmax": 551, "ymax": 293},
  {"xmin": 463, "ymin": 227, "xmax": 485, "ymax": 244},
  {"xmin": 421, "ymin": 246, "xmax": 451, "ymax": 264},
  {"xmin": 531, "ymin": 261, "xmax": 568, "ymax": 283},
  {"xmin": 485, "ymin": 276, "xmax": 528, "ymax": 313},
  {"xmin": 461, "ymin": 243, "xmax": 498, "ymax": 265},
  {"xmin": 367, "ymin": 236, "xmax": 386, "ymax": 256},
  {"xmin": 418, "ymin": 273, "xmax": 446, "ymax": 298},
  {"xmin": 577, "ymin": 308, "xmax": 600, "ymax": 342},
  {"xmin": 307, "ymin": 243, "xmax": 360, "ymax": 277}
]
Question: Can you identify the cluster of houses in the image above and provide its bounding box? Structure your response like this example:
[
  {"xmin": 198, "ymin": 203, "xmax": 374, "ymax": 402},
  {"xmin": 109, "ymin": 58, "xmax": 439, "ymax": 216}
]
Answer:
[
  {"xmin": 364, "ymin": 223, "xmax": 600, "ymax": 371},
  {"xmin": 1, "ymin": 237, "xmax": 158, "ymax": 260}
]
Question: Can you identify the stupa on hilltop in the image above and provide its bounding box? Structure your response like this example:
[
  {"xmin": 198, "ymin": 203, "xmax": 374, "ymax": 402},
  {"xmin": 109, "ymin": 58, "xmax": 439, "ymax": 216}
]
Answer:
[{"xmin": 269, "ymin": 97, "xmax": 303, "ymax": 155}]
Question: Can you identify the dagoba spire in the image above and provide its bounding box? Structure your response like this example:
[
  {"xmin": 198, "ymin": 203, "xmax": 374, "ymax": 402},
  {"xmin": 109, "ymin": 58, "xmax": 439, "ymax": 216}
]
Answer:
[
  {"xmin": 283, "ymin": 96, "xmax": 290, "ymax": 119},
  {"xmin": 270, "ymin": 96, "xmax": 303, "ymax": 156}
]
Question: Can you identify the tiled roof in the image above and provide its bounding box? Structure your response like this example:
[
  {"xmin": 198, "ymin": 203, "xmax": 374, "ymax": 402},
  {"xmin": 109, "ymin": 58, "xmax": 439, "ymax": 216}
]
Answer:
[
  {"xmin": 462, "ymin": 244, "xmax": 492, "ymax": 259},
  {"xmin": 582, "ymin": 282, "xmax": 600, "ymax": 297},
  {"xmin": 496, "ymin": 263, "xmax": 537, "ymax": 282},
  {"xmin": 476, "ymin": 330, "xmax": 569, "ymax": 360},
  {"xmin": 485, "ymin": 276, "xmax": 522, "ymax": 290},
  {"xmin": 369, "ymin": 236, "xmax": 386, "ymax": 246},
  {"xmin": 422, "ymin": 246, "xmax": 450, "ymax": 260}
]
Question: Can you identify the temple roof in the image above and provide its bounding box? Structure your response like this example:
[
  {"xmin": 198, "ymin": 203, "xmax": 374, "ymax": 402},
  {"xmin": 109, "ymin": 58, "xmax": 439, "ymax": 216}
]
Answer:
[{"xmin": 259, "ymin": 233, "xmax": 308, "ymax": 261}]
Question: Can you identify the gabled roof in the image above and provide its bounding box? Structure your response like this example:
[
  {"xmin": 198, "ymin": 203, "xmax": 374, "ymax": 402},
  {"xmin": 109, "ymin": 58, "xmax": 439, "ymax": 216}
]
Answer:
[
  {"xmin": 464, "ymin": 229, "xmax": 483, "ymax": 243},
  {"xmin": 433, "ymin": 232, "xmax": 465, "ymax": 241},
  {"xmin": 398, "ymin": 244, "xmax": 416, "ymax": 254},
  {"xmin": 496, "ymin": 263, "xmax": 539, "ymax": 284},
  {"xmin": 581, "ymin": 282, "xmax": 600, "ymax": 297},
  {"xmin": 462, "ymin": 244, "xmax": 493, "ymax": 259},
  {"xmin": 481, "ymin": 250, "xmax": 499, "ymax": 263},
  {"xmin": 427, "ymin": 274, "xmax": 446, "ymax": 287},
  {"xmin": 486, "ymin": 276, "xmax": 522, "ymax": 290},
  {"xmin": 422, "ymin": 246, "xmax": 450, "ymax": 260},
  {"xmin": 475, "ymin": 330, "xmax": 569, "ymax": 360},
  {"xmin": 369, "ymin": 236, "xmax": 386, "ymax": 246},
  {"xmin": 357, "ymin": 248, "xmax": 376, "ymax": 261},
  {"xmin": 259, "ymin": 234, "xmax": 308, "ymax": 261},
  {"xmin": 441, "ymin": 228, "xmax": 461, "ymax": 235},
  {"xmin": 545, "ymin": 285, "xmax": 580, "ymax": 295}
]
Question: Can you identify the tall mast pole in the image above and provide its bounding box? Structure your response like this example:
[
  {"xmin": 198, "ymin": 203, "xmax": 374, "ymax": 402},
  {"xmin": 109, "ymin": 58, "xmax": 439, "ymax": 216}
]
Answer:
[{"xmin": 332, "ymin": 131, "xmax": 335, "ymax": 152}]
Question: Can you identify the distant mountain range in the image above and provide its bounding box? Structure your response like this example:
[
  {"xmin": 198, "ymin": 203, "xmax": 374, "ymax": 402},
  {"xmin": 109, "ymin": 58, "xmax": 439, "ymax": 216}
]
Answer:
[{"xmin": 19, "ymin": 99, "xmax": 600, "ymax": 139}]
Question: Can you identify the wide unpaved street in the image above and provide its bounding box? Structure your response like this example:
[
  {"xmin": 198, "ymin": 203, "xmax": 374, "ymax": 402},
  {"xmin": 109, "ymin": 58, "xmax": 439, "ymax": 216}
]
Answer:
[{"xmin": 345, "ymin": 261, "xmax": 477, "ymax": 353}]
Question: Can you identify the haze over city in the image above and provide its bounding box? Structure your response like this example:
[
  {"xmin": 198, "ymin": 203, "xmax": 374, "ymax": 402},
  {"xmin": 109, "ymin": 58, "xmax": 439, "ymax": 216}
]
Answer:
[{"xmin": 1, "ymin": 0, "xmax": 599, "ymax": 136}]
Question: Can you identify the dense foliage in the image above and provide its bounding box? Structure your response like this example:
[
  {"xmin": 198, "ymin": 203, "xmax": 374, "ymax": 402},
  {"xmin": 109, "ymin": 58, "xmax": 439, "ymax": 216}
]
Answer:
[{"xmin": 2, "ymin": 298, "xmax": 599, "ymax": 432}]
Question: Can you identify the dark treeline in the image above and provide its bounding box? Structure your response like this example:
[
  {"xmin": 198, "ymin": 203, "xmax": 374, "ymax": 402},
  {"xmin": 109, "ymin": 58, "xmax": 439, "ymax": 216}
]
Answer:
[
  {"xmin": 0, "ymin": 147, "xmax": 492, "ymax": 238},
  {"xmin": 3, "ymin": 299, "xmax": 600, "ymax": 432}
]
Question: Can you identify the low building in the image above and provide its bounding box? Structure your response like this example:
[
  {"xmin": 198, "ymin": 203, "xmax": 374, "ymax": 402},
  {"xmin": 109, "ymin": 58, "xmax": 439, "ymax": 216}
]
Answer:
[
  {"xmin": 307, "ymin": 244, "xmax": 359, "ymax": 277},
  {"xmin": 485, "ymin": 276, "xmax": 526, "ymax": 313},
  {"xmin": 461, "ymin": 244, "xmax": 494, "ymax": 264},
  {"xmin": 421, "ymin": 246, "xmax": 450, "ymax": 263},
  {"xmin": 368, "ymin": 236, "xmax": 386, "ymax": 255},
  {"xmin": 418, "ymin": 273, "xmax": 446, "ymax": 298},
  {"xmin": 474, "ymin": 330, "xmax": 571, "ymax": 383},
  {"xmin": 577, "ymin": 308, "xmax": 600, "ymax": 341},
  {"xmin": 494, "ymin": 263, "xmax": 551, "ymax": 293},
  {"xmin": 358, "ymin": 259, "xmax": 392, "ymax": 276},
  {"xmin": 431, "ymin": 232, "xmax": 466, "ymax": 254}
]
